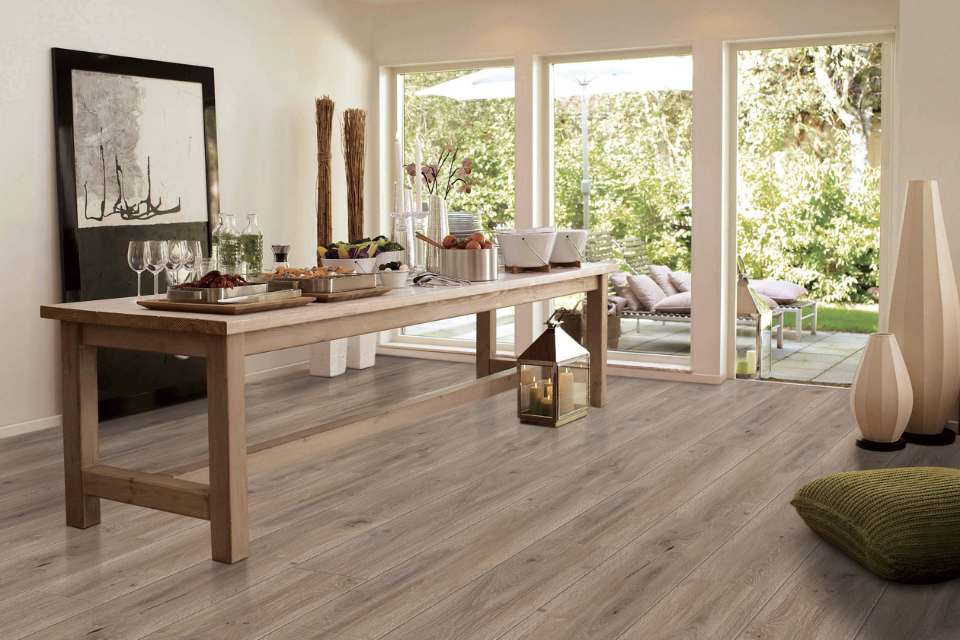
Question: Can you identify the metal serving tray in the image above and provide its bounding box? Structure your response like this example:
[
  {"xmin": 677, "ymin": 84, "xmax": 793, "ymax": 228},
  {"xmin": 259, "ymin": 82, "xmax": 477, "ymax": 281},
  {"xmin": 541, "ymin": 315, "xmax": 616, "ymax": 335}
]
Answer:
[
  {"xmin": 270, "ymin": 273, "xmax": 378, "ymax": 294},
  {"xmin": 167, "ymin": 283, "xmax": 268, "ymax": 303}
]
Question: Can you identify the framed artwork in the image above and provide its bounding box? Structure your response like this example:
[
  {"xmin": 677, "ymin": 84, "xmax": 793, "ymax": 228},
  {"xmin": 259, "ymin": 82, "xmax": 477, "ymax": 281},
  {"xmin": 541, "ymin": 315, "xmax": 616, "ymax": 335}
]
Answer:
[{"xmin": 52, "ymin": 48, "xmax": 219, "ymax": 418}]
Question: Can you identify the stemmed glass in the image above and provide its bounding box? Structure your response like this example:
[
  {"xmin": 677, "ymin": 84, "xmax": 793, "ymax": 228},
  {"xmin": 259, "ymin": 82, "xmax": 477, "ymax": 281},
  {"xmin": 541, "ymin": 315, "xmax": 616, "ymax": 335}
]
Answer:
[
  {"xmin": 127, "ymin": 241, "xmax": 147, "ymax": 297},
  {"xmin": 164, "ymin": 240, "xmax": 186, "ymax": 288},
  {"xmin": 145, "ymin": 240, "xmax": 167, "ymax": 295},
  {"xmin": 182, "ymin": 240, "xmax": 204, "ymax": 283}
]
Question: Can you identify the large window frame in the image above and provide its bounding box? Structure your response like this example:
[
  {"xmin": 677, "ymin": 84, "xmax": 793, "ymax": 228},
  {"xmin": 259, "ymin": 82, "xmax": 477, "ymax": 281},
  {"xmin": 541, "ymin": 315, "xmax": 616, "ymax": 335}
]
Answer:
[
  {"xmin": 724, "ymin": 33, "xmax": 897, "ymax": 376},
  {"xmin": 375, "ymin": 31, "xmax": 896, "ymax": 384}
]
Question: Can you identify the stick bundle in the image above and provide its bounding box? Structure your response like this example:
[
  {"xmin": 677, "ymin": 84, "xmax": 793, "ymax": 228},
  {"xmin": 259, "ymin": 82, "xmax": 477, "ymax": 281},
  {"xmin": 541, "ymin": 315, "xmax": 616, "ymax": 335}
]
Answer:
[
  {"xmin": 315, "ymin": 96, "xmax": 334, "ymax": 248},
  {"xmin": 342, "ymin": 108, "xmax": 366, "ymax": 243}
]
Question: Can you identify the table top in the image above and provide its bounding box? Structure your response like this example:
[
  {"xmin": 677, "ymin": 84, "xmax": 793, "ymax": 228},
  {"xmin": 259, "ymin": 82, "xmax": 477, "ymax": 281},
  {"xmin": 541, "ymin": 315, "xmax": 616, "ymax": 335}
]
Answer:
[{"xmin": 41, "ymin": 264, "xmax": 614, "ymax": 335}]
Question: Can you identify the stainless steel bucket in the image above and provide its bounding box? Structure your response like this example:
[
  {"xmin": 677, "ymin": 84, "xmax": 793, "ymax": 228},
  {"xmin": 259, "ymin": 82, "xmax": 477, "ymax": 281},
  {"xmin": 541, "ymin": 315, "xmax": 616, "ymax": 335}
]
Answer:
[{"xmin": 434, "ymin": 247, "xmax": 499, "ymax": 282}]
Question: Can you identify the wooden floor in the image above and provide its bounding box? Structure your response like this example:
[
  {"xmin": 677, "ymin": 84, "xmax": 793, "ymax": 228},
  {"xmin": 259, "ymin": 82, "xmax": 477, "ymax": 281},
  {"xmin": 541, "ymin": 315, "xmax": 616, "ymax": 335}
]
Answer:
[{"xmin": 2, "ymin": 356, "xmax": 959, "ymax": 640}]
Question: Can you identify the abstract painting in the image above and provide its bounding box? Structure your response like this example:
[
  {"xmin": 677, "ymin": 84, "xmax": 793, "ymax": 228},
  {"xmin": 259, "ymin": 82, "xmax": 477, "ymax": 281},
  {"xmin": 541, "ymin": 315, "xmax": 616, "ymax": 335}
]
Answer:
[
  {"xmin": 53, "ymin": 48, "xmax": 219, "ymax": 419},
  {"xmin": 72, "ymin": 70, "xmax": 207, "ymax": 228}
]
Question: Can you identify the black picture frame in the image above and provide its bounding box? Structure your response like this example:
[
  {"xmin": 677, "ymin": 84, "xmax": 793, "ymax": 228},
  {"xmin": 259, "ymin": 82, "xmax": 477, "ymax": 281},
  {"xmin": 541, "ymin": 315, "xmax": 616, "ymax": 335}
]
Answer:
[{"xmin": 52, "ymin": 48, "xmax": 219, "ymax": 419}]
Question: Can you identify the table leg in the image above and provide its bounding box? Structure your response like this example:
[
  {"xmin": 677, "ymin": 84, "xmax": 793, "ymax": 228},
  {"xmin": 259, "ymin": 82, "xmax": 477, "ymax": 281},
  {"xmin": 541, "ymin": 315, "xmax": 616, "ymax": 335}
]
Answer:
[
  {"xmin": 206, "ymin": 334, "xmax": 248, "ymax": 563},
  {"xmin": 61, "ymin": 322, "xmax": 101, "ymax": 528},
  {"xmin": 586, "ymin": 275, "xmax": 608, "ymax": 407},
  {"xmin": 476, "ymin": 310, "xmax": 496, "ymax": 378}
]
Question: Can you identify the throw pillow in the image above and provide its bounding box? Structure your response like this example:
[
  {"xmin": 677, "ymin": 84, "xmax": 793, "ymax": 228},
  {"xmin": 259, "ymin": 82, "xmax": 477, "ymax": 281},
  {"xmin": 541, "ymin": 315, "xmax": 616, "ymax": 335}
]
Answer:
[
  {"xmin": 648, "ymin": 264, "xmax": 678, "ymax": 296},
  {"xmin": 611, "ymin": 273, "xmax": 641, "ymax": 310},
  {"xmin": 653, "ymin": 291, "xmax": 691, "ymax": 314},
  {"xmin": 670, "ymin": 271, "xmax": 691, "ymax": 293},
  {"xmin": 751, "ymin": 279, "xmax": 808, "ymax": 304},
  {"xmin": 626, "ymin": 274, "xmax": 666, "ymax": 311},
  {"xmin": 792, "ymin": 467, "xmax": 960, "ymax": 583}
]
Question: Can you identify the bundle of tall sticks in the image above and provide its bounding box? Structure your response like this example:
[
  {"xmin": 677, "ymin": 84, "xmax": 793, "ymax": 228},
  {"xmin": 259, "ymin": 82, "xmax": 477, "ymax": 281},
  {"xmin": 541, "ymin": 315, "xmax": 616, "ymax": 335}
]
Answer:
[
  {"xmin": 315, "ymin": 96, "xmax": 334, "ymax": 248},
  {"xmin": 342, "ymin": 108, "xmax": 366, "ymax": 243}
]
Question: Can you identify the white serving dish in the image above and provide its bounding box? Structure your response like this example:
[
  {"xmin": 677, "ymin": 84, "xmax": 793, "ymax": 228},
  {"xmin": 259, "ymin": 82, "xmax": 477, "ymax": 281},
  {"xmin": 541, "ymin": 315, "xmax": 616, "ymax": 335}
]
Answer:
[
  {"xmin": 321, "ymin": 257, "xmax": 377, "ymax": 273},
  {"xmin": 550, "ymin": 229, "xmax": 588, "ymax": 264},
  {"xmin": 496, "ymin": 228, "xmax": 557, "ymax": 269},
  {"xmin": 378, "ymin": 269, "xmax": 409, "ymax": 289}
]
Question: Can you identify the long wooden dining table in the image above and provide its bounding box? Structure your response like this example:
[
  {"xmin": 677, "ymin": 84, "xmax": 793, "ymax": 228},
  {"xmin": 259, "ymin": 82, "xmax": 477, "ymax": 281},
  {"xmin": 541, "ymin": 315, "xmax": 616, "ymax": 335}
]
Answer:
[{"xmin": 40, "ymin": 264, "xmax": 613, "ymax": 563}]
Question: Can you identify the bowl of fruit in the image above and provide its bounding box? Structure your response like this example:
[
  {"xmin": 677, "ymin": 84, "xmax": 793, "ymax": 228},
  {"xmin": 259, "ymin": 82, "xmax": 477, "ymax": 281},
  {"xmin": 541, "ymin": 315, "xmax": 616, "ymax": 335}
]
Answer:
[{"xmin": 434, "ymin": 232, "xmax": 499, "ymax": 282}]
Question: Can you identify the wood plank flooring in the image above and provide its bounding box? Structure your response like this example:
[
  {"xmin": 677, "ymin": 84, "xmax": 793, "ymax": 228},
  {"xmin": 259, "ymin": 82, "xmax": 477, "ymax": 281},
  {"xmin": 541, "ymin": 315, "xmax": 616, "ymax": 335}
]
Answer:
[{"xmin": 1, "ymin": 356, "xmax": 958, "ymax": 639}]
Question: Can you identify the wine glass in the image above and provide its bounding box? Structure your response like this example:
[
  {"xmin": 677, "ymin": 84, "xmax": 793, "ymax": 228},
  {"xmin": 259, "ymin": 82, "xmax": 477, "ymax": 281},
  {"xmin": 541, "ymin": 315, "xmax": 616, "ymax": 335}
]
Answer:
[
  {"xmin": 164, "ymin": 240, "xmax": 186, "ymax": 289},
  {"xmin": 182, "ymin": 240, "xmax": 204, "ymax": 283},
  {"xmin": 145, "ymin": 240, "xmax": 167, "ymax": 295},
  {"xmin": 127, "ymin": 241, "xmax": 147, "ymax": 297}
]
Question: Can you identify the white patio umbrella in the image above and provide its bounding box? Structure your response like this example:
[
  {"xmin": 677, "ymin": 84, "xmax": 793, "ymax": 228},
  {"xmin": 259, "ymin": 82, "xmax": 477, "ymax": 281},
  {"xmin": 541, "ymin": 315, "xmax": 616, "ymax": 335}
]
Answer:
[{"xmin": 416, "ymin": 56, "xmax": 692, "ymax": 227}]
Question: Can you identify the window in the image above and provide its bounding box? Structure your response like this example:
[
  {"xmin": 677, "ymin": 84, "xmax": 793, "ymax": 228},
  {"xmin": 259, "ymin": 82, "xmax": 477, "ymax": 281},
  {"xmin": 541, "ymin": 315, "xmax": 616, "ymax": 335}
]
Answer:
[
  {"xmin": 736, "ymin": 42, "xmax": 883, "ymax": 385},
  {"xmin": 549, "ymin": 54, "xmax": 694, "ymax": 363},
  {"xmin": 393, "ymin": 65, "xmax": 517, "ymax": 351}
]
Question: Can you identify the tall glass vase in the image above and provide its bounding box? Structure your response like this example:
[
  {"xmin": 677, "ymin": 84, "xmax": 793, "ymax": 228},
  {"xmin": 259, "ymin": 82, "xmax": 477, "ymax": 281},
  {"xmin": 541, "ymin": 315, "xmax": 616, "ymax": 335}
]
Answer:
[{"xmin": 426, "ymin": 194, "xmax": 448, "ymax": 271}]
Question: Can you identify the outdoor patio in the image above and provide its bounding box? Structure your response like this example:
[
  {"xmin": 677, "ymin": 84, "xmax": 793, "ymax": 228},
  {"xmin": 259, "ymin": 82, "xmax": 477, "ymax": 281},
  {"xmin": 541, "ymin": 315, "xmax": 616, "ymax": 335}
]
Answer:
[{"xmin": 403, "ymin": 312, "xmax": 869, "ymax": 385}]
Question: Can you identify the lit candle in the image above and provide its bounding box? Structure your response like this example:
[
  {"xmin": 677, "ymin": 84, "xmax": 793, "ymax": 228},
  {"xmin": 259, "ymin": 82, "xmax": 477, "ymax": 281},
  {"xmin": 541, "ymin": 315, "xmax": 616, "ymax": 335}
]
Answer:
[
  {"xmin": 540, "ymin": 380, "xmax": 554, "ymax": 415},
  {"xmin": 558, "ymin": 368, "xmax": 574, "ymax": 414},
  {"xmin": 528, "ymin": 379, "xmax": 540, "ymax": 414}
]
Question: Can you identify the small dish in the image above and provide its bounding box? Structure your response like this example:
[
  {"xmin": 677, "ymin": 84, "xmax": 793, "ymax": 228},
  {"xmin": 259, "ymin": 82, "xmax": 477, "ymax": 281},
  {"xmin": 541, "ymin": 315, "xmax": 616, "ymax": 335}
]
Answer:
[{"xmin": 379, "ymin": 270, "xmax": 409, "ymax": 289}]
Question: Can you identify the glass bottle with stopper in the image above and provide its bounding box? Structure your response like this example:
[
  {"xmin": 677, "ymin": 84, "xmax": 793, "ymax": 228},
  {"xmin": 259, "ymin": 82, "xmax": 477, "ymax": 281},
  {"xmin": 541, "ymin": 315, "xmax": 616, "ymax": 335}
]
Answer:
[
  {"xmin": 240, "ymin": 213, "xmax": 264, "ymax": 276},
  {"xmin": 215, "ymin": 214, "xmax": 241, "ymax": 274}
]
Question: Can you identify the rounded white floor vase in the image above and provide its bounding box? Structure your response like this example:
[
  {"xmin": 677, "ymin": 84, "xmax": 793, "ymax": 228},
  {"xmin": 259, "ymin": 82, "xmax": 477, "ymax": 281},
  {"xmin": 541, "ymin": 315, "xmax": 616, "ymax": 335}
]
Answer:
[
  {"xmin": 886, "ymin": 180, "xmax": 960, "ymax": 445},
  {"xmin": 851, "ymin": 333, "xmax": 912, "ymax": 451}
]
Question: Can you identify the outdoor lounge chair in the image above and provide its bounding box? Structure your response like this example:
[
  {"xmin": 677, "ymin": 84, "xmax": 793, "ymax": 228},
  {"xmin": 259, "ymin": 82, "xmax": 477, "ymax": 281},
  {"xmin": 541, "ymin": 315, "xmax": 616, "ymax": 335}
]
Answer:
[{"xmin": 583, "ymin": 234, "xmax": 784, "ymax": 351}]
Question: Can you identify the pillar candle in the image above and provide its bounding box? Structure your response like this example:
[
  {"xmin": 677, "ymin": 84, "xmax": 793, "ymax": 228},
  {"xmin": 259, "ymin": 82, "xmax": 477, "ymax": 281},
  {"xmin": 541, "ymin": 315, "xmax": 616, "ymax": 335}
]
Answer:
[
  {"xmin": 540, "ymin": 380, "xmax": 554, "ymax": 415},
  {"xmin": 528, "ymin": 380, "xmax": 540, "ymax": 414},
  {"xmin": 558, "ymin": 368, "xmax": 574, "ymax": 414}
]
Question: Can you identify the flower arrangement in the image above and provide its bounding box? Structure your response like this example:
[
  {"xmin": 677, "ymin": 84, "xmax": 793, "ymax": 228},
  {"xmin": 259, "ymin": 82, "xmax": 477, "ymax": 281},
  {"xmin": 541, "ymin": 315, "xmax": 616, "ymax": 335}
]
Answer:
[{"xmin": 405, "ymin": 146, "xmax": 473, "ymax": 199}]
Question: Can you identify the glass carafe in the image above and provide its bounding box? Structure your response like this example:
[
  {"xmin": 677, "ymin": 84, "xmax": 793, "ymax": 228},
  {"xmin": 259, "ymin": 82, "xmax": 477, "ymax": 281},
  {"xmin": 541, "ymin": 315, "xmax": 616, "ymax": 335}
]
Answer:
[
  {"xmin": 210, "ymin": 215, "xmax": 224, "ymax": 269},
  {"xmin": 216, "ymin": 214, "xmax": 241, "ymax": 274},
  {"xmin": 240, "ymin": 213, "xmax": 264, "ymax": 276}
]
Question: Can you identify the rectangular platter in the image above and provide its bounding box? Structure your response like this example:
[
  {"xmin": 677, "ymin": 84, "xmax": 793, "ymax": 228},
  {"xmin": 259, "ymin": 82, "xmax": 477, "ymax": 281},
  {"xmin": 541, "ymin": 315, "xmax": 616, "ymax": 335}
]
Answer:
[
  {"xmin": 304, "ymin": 287, "xmax": 391, "ymax": 303},
  {"xmin": 267, "ymin": 273, "xmax": 378, "ymax": 294},
  {"xmin": 137, "ymin": 293, "xmax": 312, "ymax": 315},
  {"xmin": 168, "ymin": 283, "xmax": 268, "ymax": 303}
]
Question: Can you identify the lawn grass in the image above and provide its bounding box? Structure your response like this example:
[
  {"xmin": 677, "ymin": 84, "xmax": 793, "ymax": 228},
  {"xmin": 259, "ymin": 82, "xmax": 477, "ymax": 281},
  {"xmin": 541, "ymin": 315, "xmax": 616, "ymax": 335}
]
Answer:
[{"xmin": 791, "ymin": 303, "xmax": 878, "ymax": 334}]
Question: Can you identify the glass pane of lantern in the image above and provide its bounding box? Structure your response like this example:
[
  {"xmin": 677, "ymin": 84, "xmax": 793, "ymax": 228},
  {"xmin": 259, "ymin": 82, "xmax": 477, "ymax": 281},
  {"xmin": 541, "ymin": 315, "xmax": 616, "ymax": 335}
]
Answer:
[
  {"xmin": 571, "ymin": 365, "xmax": 590, "ymax": 411},
  {"xmin": 520, "ymin": 364, "xmax": 554, "ymax": 418}
]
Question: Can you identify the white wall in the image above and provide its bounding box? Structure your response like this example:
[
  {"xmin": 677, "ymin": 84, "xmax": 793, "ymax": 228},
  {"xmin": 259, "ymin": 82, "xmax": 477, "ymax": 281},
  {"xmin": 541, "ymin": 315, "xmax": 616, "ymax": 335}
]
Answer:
[
  {"xmin": 0, "ymin": 0, "xmax": 375, "ymax": 430},
  {"xmin": 897, "ymin": 0, "xmax": 960, "ymax": 268},
  {"xmin": 370, "ymin": 0, "xmax": 898, "ymax": 380}
]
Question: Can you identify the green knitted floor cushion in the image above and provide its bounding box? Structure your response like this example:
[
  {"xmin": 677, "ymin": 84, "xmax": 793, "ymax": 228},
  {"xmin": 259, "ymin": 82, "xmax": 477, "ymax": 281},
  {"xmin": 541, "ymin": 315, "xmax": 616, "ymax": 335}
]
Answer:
[{"xmin": 791, "ymin": 467, "xmax": 960, "ymax": 583}]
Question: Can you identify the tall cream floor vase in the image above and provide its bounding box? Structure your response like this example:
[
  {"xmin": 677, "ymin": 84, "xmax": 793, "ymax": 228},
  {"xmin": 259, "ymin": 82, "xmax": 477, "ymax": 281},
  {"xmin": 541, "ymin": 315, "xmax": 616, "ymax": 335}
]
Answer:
[
  {"xmin": 886, "ymin": 179, "xmax": 960, "ymax": 445},
  {"xmin": 850, "ymin": 333, "xmax": 912, "ymax": 451}
]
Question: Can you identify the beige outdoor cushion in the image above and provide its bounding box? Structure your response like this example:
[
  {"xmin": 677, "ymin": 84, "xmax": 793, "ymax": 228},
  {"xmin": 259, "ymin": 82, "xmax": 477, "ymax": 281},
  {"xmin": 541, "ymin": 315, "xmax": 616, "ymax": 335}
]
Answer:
[
  {"xmin": 751, "ymin": 278, "xmax": 807, "ymax": 304},
  {"xmin": 627, "ymin": 274, "xmax": 666, "ymax": 311},
  {"xmin": 670, "ymin": 271, "xmax": 691, "ymax": 293},
  {"xmin": 654, "ymin": 291, "xmax": 691, "ymax": 314},
  {"xmin": 611, "ymin": 273, "xmax": 642, "ymax": 310},
  {"xmin": 648, "ymin": 264, "xmax": 678, "ymax": 296}
]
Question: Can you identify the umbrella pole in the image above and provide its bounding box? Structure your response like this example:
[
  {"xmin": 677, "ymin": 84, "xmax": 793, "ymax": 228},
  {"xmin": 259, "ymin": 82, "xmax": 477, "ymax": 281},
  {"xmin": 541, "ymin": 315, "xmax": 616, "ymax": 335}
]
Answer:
[{"xmin": 580, "ymin": 89, "xmax": 591, "ymax": 229}]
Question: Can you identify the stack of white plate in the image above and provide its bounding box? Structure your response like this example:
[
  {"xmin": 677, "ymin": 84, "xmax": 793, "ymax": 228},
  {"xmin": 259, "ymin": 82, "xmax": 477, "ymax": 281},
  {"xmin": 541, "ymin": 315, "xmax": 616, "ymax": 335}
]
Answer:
[{"xmin": 448, "ymin": 211, "xmax": 482, "ymax": 238}]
